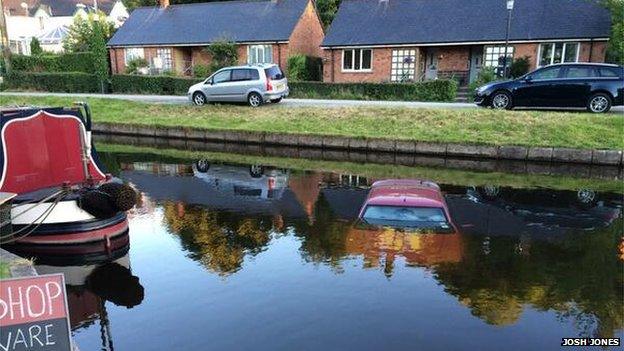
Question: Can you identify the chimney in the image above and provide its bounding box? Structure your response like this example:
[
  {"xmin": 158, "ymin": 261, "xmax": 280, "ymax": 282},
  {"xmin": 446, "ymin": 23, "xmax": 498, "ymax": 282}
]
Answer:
[{"xmin": 159, "ymin": 0, "xmax": 169, "ymax": 8}]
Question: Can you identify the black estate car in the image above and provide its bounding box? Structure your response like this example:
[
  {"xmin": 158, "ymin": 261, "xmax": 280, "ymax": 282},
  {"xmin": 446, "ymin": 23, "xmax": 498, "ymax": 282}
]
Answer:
[{"xmin": 474, "ymin": 63, "xmax": 624, "ymax": 113}]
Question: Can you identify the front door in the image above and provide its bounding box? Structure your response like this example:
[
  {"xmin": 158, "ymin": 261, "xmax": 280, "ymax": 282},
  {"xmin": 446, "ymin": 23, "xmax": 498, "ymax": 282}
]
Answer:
[
  {"xmin": 469, "ymin": 46, "xmax": 483, "ymax": 83},
  {"xmin": 424, "ymin": 49, "xmax": 438, "ymax": 80}
]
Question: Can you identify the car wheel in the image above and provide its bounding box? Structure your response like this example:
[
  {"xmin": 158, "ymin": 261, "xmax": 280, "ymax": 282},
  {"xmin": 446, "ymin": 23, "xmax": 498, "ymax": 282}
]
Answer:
[
  {"xmin": 195, "ymin": 159, "xmax": 210, "ymax": 173},
  {"xmin": 587, "ymin": 93, "xmax": 611, "ymax": 113},
  {"xmin": 192, "ymin": 92, "xmax": 207, "ymax": 106},
  {"xmin": 248, "ymin": 92, "xmax": 263, "ymax": 107},
  {"xmin": 576, "ymin": 188, "xmax": 597, "ymax": 207},
  {"xmin": 270, "ymin": 98, "xmax": 282, "ymax": 104},
  {"xmin": 249, "ymin": 165, "xmax": 264, "ymax": 178},
  {"xmin": 490, "ymin": 91, "xmax": 513, "ymax": 110}
]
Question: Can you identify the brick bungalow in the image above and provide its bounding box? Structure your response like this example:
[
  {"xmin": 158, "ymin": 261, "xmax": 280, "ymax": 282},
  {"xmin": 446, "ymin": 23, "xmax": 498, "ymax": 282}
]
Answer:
[
  {"xmin": 321, "ymin": 0, "xmax": 611, "ymax": 85},
  {"xmin": 107, "ymin": 0, "xmax": 324, "ymax": 75}
]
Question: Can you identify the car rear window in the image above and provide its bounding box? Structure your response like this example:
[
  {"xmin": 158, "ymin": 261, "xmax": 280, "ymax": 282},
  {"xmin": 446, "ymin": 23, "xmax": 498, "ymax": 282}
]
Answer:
[
  {"xmin": 362, "ymin": 205, "xmax": 450, "ymax": 229},
  {"xmin": 598, "ymin": 67, "xmax": 621, "ymax": 77},
  {"xmin": 264, "ymin": 66, "xmax": 284, "ymax": 80}
]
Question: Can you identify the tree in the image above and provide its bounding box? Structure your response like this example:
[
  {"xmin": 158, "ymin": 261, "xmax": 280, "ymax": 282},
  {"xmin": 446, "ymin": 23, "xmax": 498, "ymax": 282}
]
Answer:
[
  {"xmin": 316, "ymin": 0, "xmax": 340, "ymax": 28},
  {"xmin": 63, "ymin": 12, "xmax": 115, "ymax": 53},
  {"xmin": 30, "ymin": 38, "xmax": 43, "ymax": 56},
  {"xmin": 204, "ymin": 39, "xmax": 238, "ymax": 72},
  {"xmin": 603, "ymin": 0, "xmax": 624, "ymax": 64},
  {"xmin": 91, "ymin": 20, "xmax": 110, "ymax": 92}
]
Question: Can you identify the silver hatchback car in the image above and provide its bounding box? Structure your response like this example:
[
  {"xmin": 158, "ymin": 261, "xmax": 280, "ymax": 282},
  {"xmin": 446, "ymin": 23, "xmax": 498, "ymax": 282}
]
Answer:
[{"xmin": 188, "ymin": 64, "xmax": 289, "ymax": 107}]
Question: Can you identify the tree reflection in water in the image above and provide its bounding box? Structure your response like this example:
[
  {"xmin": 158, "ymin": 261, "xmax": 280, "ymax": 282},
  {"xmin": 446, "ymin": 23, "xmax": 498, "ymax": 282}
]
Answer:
[
  {"xmin": 152, "ymin": 165, "xmax": 622, "ymax": 338},
  {"xmin": 163, "ymin": 201, "xmax": 272, "ymax": 275}
]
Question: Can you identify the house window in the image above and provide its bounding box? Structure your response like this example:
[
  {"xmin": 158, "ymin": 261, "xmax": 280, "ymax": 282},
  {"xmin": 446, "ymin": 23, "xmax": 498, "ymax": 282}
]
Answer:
[
  {"xmin": 125, "ymin": 48, "xmax": 144, "ymax": 65},
  {"xmin": 156, "ymin": 48, "xmax": 172, "ymax": 71},
  {"xmin": 391, "ymin": 49, "xmax": 416, "ymax": 82},
  {"xmin": 248, "ymin": 45, "xmax": 273, "ymax": 64},
  {"xmin": 342, "ymin": 49, "xmax": 372, "ymax": 71},
  {"xmin": 538, "ymin": 42, "xmax": 579, "ymax": 66},
  {"xmin": 483, "ymin": 46, "xmax": 514, "ymax": 68}
]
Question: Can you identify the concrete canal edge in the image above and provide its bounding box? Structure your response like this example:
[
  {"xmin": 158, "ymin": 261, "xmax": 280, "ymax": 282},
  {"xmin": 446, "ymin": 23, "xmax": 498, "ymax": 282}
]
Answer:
[{"xmin": 92, "ymin": 123, "xmax": 624, "ymax": 166}]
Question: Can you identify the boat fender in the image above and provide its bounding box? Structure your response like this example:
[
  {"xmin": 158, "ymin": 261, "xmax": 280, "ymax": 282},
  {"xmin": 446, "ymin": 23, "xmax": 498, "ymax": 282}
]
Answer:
[
  {"xmin": 78, "ymin": 183, "xmax": 137, "ymax": 218},
  {"xmin": 98, "ymin": 183, "xmax": 138, "ymax": 212}
]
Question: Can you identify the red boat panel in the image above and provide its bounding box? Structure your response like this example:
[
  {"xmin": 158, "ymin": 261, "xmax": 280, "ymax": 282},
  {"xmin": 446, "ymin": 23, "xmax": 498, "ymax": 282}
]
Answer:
[
  {"xmin": 15, "ymin": 220, "xmax": 129, "ymax": 244},
  {"xmin": 0, "ymin": 110, "xmax": 105, "ymax": 194}
]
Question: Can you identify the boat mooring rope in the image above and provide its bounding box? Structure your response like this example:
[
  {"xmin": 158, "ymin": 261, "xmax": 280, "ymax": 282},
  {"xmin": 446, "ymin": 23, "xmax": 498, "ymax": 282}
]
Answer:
[{"xmin": 0, "ymin": 189, "xmax": 67, "ymax": 244}]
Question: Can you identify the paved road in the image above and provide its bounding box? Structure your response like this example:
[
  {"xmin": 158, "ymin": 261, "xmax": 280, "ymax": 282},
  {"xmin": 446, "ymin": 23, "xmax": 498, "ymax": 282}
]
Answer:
[{"xmin": 2, "ymin": 91, "xmax": 623, "ymax": 113}]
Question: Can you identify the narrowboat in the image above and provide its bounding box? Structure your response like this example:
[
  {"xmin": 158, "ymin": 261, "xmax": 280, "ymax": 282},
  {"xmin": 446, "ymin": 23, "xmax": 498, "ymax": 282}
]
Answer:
[{"xmin": 0, "ymin": 103, "xmax": 136, "ymax": 265}]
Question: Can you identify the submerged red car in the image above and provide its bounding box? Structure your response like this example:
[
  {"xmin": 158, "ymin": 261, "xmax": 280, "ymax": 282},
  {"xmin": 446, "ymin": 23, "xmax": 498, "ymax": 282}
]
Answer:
[{"xmin": 357, "ymin": 179, "xmax": 456, "ymax": 232}]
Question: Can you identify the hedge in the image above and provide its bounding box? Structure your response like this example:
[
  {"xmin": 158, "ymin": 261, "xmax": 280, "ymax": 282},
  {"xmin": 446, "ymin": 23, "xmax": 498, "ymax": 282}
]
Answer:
[
  {"xmin": 11, "ymin": 52, "xmax": 96, "ymax": 74},
  {"xmin": 5, "ymin": 71, "xmax": 101, "ymax": 93},
  {"xmin": 287, "ymin": 55, "xmax": 323, "ymax": 82},
  {"xmin": 288, "ymin": 80, "xmax": 458, "ymax": 102},
  {"xmin": 111, "ymin": 74, "xmax": 201, "ymax": 95}
]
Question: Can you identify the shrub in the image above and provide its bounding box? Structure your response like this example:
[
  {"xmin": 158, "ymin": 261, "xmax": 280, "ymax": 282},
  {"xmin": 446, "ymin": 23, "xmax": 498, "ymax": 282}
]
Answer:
[
  {"xmin": 468, "ymin": 67, "xmax": 498, "ymax": 92},
  {"xmin": 193, "ymin": 64, "xmax": 212, "ymax": 78},
  {"xmin": 289, "ymin": 80, "xmax": 457, "ymax": 102},
  {"xmin": 287, "ymin": 54, "xmax": 322, "ymax": 81},
  {"xmin": 11, "ymin": 52, "xmax": 96, "ymax": 73},
  {"xmin": 30, "ymin": 38, "xmax": 43, "ymax": 56},
  {"xmin": 510, "ymin": 56, "xmax": 531, "ymax": 78},
  {"xmin": 204, "ymin": 39, "xmax": 238, "ymax": 72},
  {"xmin": 110, "ymin": 74, "xmax": 202, "ymax": 95},
  {"xmin": 125, "ymin": 58, "xmax": 149, "ymax": 75},
  {"xmin": 5, "ymin": 71, "xmax": 101, "ymax": 92}
]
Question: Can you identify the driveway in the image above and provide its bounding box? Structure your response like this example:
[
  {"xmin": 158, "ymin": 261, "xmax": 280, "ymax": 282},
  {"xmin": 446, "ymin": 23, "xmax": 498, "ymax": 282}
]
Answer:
[{"xmin": 2, "ymin": 91, "xmax": 623, "ymax": 113}]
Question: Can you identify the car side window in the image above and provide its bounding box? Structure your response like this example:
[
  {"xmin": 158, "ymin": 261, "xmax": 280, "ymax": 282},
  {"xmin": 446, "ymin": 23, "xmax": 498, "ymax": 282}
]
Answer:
[
  {"xmin": 250, "ymin": 69, "xmax": 260, "ymax": 80},
  {"xmin": 598, "ymin": 67, "xmax": 620, "ymax": 77},
  {"xmin": 531, "ymin": 67, "xmax": 561, "ymax": 80},
  {"xmin": 231, "ymin": 69, "xmax": 250, "ymax": 82},
  {"xmin": 564, "ymin": 67, "xmax": 596, "ymax": 78},
  {"xmin": 212, "ymin": 70, "xmax": 231, "ymax": 84}
]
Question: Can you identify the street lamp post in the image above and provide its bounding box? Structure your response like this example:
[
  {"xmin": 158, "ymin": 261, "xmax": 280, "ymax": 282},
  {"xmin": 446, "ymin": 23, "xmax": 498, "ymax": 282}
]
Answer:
[{"xmin": 502, "ymin": 0, "xmax": 514, "ymax": 78}]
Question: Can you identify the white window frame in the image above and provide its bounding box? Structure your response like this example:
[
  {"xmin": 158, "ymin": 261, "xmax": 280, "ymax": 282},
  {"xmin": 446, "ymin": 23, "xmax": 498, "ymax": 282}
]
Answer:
[
  {"xmin": 537, "ymin": 42, "xmax": 580, "ymax": 67},
  {"xmin": 341, "ymin": 48, "xmax": 373, "ymax": 72},
  {"xmin": 247, "ymin": 45, "xmax": 273, "ymax": 64},
  {"xmin": 483, "ymin": 45, "xmax": 515, "ymax": 68},
  {"xmin": 156, "ymin": 48, "xmax": 172, "ymax": 71},
  {"xmin": 124, "ymin": 47, "xmax": 144, "ymax": 65},
  {"xmin": 390, "ymin": 49, "xmax": 417, "ymax": 82}
]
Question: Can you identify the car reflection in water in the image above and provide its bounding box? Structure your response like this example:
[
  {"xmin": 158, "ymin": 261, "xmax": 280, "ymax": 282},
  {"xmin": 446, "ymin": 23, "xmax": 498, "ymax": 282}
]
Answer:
[
  {"xmin": 193, "ymin": 159, "xmax": 289, "ymax": 201},
  {"xmin": 36, "ymin": 254, "xmax": 144, "ymax": 350}
]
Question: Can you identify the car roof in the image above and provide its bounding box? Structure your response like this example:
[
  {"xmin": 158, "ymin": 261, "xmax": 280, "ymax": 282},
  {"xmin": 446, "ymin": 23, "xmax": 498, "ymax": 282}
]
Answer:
[
  {"xmin": 218, "ymin": 63, "xmax": 278, "ymax": 71},
  {"xmin": 541, "ymin": 62, "xmax": 622, "ymax": 68}
]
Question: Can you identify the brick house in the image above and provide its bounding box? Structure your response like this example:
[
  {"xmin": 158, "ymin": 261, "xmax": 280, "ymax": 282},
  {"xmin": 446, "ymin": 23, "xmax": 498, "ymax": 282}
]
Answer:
[
  {"xmin": 321, "ymin": 0, "xmax": 611, "ymax": 85},
  {"xmin": 107, "ymin": 0, "xmax": 324, "ymax": 75}
]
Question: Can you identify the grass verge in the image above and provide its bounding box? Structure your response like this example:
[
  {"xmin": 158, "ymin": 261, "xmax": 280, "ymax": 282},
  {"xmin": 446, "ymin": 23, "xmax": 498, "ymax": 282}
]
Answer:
[
  {"xmin": 3, "ymin": 95, "xmax": 623, "ymax": 149},
  {"xmin": 98, "ymin": 143, "xmax": 624, "ymax": 193}
]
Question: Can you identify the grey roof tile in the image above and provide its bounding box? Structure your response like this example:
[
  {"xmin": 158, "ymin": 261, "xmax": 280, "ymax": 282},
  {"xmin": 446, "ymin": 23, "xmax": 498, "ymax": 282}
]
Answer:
[{"xmin": 322, "ymin": 0, "xmax": 611, "ymax": 47}]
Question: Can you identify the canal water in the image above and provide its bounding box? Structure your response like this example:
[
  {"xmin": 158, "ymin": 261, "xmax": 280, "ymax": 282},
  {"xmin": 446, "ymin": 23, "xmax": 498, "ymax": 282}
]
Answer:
[{"xmin": 38, "ymin": 145, "xmax": 624, "ymax": 350}]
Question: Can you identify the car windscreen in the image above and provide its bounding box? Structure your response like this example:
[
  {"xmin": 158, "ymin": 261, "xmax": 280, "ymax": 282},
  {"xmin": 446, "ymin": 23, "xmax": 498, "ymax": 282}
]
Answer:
[
  {"xmin": 264, "ymin": 66, "xmax": 284, "ymax": 80},
  {"xmin": 362, "ymin": 205, "xmax": 451, "ymax": 229}
]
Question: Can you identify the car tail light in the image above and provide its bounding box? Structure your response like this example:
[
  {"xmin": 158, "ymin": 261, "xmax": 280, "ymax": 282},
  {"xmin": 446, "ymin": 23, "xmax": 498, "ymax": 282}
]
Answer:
[{"xmin": 266, "ymin": 79, "xmax": 273, "ymax": 91}]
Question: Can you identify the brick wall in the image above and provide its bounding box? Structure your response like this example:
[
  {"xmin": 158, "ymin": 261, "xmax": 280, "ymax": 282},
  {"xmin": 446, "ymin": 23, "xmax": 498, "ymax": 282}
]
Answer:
[
  {"xmin": 579, "ymin": 41, "xmax": 608, "ymax": 63},
  {"xmin": 323, "ymin": 48, "xmax": 394, "ymax": 83},
  {"xmin": 109, "ymin": 48, "xmax": 124, "ymax": 74},
  {"xmin": 437, "ymin": 46, "xmax": 470, "ymax": 72},
  {"xmin": 288, "ymin": 0, "xmax": 324, "ymax": 58},
  {"xmin": 513, "ymin": 43, "xmax": 539, "ymax": 69}
]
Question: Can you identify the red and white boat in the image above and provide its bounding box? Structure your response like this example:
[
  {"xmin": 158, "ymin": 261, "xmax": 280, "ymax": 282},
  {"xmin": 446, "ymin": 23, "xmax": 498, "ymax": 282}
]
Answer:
[{"xmin": 0, "ymin": 103, "xmax": 136, "ymax": 265}]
